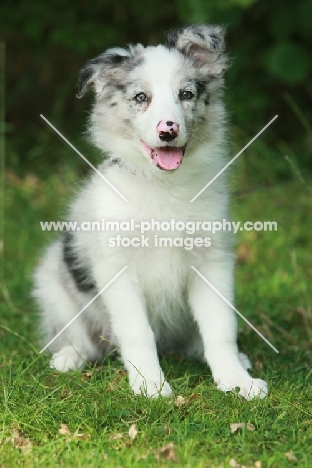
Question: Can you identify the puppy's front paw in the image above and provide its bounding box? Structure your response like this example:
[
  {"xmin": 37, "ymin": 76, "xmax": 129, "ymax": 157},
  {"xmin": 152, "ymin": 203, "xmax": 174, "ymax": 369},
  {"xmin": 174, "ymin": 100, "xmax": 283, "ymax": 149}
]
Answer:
[
  {"xmin": 130, "ymin": 374, "xmax": 172, "ymax": 398},
  {"xmin": 215, "ymin": 372, "xmax": 268, "ymax": 400},
  {"xmin": 50, "ymin": 346, "xmax": 85, "ymax": 372}
]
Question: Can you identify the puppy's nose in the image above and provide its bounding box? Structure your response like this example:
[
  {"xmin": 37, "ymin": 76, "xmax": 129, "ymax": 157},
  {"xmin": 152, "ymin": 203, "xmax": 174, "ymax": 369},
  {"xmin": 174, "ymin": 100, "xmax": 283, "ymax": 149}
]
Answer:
[{"xmin": 157, "ymin": 120, "xmax": 179, "ymax": 142}]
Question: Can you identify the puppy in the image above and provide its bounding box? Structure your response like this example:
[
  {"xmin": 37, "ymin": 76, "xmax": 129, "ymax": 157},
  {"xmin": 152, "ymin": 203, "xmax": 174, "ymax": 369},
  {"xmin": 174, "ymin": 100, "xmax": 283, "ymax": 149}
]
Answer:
[{"xmin": 33, "ymin": 25, "xmax": 268, "ymax": 400}]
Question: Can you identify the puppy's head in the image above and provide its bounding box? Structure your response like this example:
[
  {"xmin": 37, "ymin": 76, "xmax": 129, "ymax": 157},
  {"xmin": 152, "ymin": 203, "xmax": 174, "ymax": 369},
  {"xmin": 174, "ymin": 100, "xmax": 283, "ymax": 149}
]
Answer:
[{"xmin": 78, "ymin": 25, "xmax": 228, "ymax": 173}]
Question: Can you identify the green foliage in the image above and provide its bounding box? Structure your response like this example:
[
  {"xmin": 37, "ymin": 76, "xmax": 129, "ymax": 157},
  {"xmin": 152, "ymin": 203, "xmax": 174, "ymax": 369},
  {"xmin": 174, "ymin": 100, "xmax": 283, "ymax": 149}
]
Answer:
[
  {"xmin": 0, "ymin": 0, "xmax": 311, "ymax": 177},
  {"xmin": 264, "ymin": 42, "xmax": 310, "ymax": 84}
]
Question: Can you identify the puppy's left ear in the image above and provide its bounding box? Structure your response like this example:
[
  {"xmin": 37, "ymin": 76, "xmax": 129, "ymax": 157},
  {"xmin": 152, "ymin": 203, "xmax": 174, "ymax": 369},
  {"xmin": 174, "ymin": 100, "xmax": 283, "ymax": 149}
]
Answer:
[{"xmin": 166, "ymin": 24, "xmax": 228, "ymax": 76}]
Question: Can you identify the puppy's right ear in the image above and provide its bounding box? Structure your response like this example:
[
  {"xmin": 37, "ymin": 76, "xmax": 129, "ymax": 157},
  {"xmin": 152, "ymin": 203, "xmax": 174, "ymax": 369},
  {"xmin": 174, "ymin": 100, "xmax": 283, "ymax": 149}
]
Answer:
[{"xmin": 76, "ymin": 47, "xmax": 131, "ymax": 98}]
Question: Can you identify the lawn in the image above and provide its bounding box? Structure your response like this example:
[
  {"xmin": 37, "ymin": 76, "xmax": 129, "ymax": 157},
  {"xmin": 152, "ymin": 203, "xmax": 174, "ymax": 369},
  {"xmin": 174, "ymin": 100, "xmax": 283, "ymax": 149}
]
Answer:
[{"xmin": 1, "ymin": 141, "xmax": 312, "ymax": 467}]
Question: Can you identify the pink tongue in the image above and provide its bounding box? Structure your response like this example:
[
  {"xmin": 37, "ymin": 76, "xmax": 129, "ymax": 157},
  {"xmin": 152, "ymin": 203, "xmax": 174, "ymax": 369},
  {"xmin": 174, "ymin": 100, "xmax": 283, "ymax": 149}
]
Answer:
[{"xmin": 152, "ymin": 147, "xmax": 183, "ymax": 170}]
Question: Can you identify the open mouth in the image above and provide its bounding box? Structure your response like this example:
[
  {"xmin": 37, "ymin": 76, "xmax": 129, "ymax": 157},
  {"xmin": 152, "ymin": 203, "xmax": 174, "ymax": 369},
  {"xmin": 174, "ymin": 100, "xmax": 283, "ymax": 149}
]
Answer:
[{"xmin": 141, "ymin": 141, "xmax": 186, "ymax": 171}]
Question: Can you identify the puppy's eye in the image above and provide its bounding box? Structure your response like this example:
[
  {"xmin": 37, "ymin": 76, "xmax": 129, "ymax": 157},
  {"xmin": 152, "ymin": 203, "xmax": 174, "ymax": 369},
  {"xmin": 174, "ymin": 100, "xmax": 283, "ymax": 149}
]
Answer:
[
  {"xmin": 134, "ymin": 92, "xmax": 148, "ymax": 103},
  {"xmin": 179, "ymin": 90, "xmax": 194, "ymax": 101}
]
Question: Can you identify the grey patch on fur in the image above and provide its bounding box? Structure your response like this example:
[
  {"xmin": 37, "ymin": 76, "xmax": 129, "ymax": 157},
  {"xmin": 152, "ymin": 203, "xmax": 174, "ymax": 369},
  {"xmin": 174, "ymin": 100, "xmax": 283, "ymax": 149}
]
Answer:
[
  {"xmin": 63, "ymin": 231, "xmax": 96, "ymax": 293},
  {"xmin": 115, "ymin": 84, "xmax": 126, "ymax": 92},
  {"xmin": 77, "ymin": 45, "xmax": 145, "ymax": 98},
  {"xmin": 195, "ymin": 81, "xmax": 210, "ymax": 103},
  {"xmin": 195, "ymin": 81, "xmax": 207, "ymax": 95}
]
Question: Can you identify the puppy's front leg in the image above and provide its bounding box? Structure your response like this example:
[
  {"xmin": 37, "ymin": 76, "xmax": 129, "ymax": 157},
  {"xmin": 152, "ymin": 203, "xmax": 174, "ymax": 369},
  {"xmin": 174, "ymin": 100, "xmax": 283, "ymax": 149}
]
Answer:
[
  {"xmin": 189, "ymin": 257, "xmax": 268, "ymax": 400},
  {"xmin": 100, "ymin": 267, "xmax": 172, "ymax": 397}
]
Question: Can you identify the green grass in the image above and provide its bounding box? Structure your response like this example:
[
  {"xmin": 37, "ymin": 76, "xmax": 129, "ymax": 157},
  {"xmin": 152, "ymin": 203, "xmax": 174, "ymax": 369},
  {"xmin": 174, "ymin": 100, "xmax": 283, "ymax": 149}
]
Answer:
[{"xmin": 1, "ymin": 157, "xmax": 312, "ymax": 467}]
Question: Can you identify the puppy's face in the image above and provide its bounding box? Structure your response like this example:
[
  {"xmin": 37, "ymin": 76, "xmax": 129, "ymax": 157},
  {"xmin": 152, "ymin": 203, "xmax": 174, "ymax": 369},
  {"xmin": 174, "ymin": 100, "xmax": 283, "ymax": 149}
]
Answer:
[{"xmin": 77, "ymin": 25, "xmax": 228, "ymax": 172}]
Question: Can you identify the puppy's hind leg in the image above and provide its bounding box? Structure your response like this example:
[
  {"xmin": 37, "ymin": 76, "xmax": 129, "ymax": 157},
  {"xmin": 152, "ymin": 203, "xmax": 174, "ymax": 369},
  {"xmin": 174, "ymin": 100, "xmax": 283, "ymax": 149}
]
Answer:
[
  {"xmin": 33, "ymin": 241, "xmax": 100, "ymax": 372},
  {"xmin": 183, "ymin": 329, "xmax": 205, "ymax": 362}
]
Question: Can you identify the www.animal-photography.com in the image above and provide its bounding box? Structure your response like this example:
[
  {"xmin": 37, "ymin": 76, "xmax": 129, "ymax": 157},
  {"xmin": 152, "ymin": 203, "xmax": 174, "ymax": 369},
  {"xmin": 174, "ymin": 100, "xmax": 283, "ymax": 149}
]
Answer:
[{"xmin": 1, "ymin": 1, "xmax": 311, "ymax": 467}]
